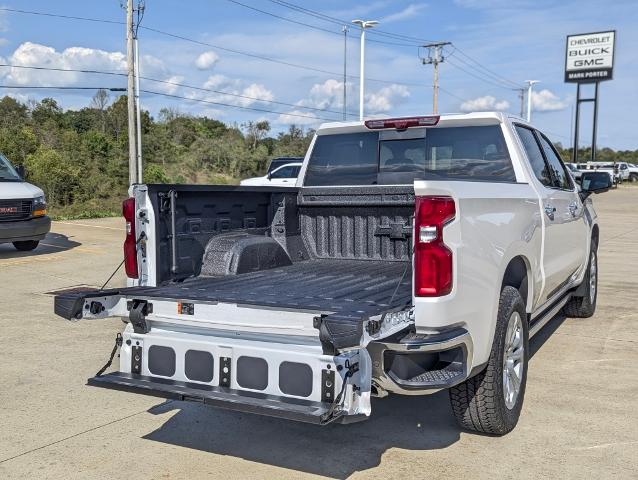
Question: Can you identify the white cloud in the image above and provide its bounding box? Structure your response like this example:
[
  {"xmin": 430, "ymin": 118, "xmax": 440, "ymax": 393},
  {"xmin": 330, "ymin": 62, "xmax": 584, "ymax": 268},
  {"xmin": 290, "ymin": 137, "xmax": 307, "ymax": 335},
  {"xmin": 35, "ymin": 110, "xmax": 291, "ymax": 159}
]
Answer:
[
  {"xmin": 200, "ymin": 74, "xmax": 274, "ymax": 108},
  {"xmin": 531, "ymin": 89, "xmax": 569, "ymax": 112},
  {"xmin": 460, "ymin": 95, "xmax": 510, "ymax": 112},
  {"xmin": 4, "ymin": 42, "xmax": 126, "ymax": 86},
  {"xmin": 195, "ymin": 51, "xmax": 219, "ymax": 70},
  {"xmin": 161, "ymin": 75, "xmax": 185, "ymax": 95},
  {"xmin": 381, "ymin": 4, "xmax": 427, "ymax": 23},
  {"xmin": 366, "ymin": 84, "xmax": 410, "ymax": 113}
]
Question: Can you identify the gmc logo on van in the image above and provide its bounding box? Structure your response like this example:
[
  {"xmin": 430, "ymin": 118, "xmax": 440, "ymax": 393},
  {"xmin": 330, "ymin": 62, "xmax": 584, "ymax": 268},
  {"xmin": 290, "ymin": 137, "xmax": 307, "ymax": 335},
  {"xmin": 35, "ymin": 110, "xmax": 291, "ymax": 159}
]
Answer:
[{"xmin": 0, "ymin": 207, "xmax": 18, "ymax": 214}]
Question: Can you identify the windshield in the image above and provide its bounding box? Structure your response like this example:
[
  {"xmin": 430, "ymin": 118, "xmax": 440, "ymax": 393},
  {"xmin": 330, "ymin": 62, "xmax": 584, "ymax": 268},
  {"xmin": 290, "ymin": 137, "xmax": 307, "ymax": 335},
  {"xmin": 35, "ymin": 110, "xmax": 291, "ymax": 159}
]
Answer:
[
  {"xmin": 0, "ymin": 154, "xmax": 22, "ymax": 181},
  {"xmin": 304, "ymin": 125, "xmax": 515, "ymax": 186}
]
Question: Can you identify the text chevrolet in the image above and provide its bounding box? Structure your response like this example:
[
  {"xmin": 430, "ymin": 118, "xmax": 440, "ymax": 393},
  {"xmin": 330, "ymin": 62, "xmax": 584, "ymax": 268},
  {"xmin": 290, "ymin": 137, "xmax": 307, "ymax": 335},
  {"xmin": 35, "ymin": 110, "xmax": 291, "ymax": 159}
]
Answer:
[{"xmin": 55, "ymin": 112, "xmax": 611, "ymax": 435}]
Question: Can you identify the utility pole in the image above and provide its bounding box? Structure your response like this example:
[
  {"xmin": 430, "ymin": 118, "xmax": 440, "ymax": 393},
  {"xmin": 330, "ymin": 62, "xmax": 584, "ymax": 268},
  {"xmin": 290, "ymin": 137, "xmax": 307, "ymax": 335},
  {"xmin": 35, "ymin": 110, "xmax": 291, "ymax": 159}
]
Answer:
[
  {"xmin": 126, "ymin": 0, "xmax": 137, "ymax": 186},
  {"xmin": 420, "ymin": 42, "xmax": 451, "ymax": 114},
  {"xmin": 134, "ymin": 37, "xmax": 142, "ymax": 183},
  {"xmin": 516, "ymin": 88, "xmax": 525, "ymax": 118},
  {"xmin": 352, "ymin": 19, "xmax": 378, "ymax": 121},
  {"xmin": 342, "ymin": 25, "xmax": 348, "ymax": 121},
  {"xmin": 525, "ymin": 80, "xmax": 539, "ymax": 122}
]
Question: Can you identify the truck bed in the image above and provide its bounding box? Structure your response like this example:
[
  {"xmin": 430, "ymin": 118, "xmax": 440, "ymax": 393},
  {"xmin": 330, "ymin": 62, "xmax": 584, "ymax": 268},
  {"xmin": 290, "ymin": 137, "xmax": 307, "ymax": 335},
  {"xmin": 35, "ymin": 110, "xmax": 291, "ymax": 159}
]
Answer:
[{"xmin": 116, "ymin": 258, "xmax": 411, "ymax": 318}]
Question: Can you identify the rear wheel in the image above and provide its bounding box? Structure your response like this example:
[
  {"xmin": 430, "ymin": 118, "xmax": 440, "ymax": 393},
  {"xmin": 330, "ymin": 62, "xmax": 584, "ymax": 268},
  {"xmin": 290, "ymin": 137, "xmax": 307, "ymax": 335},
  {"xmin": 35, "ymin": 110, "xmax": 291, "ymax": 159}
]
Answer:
[
  {"xmin": 13, "ymin": 240, "xmax": 39, "ymax": 251},
  {"xmin": 630, "ymin": 173, "xmax": 638, "ymax": 183},
  {"xmin": 563, "ymin": 245, "xmax": 597, "ymax": 318},
  {"xmin": 449, "ymin": 286, "xmax": 528, "ymax": 435}
]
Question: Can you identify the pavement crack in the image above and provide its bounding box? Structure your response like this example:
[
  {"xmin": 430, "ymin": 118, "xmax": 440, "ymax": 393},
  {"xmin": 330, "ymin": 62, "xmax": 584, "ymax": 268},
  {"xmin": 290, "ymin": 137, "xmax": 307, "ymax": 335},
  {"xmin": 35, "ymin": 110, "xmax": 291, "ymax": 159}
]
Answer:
[{"xmin": 0, "ymin": 402, "xmax": 172, "ymax": 464}]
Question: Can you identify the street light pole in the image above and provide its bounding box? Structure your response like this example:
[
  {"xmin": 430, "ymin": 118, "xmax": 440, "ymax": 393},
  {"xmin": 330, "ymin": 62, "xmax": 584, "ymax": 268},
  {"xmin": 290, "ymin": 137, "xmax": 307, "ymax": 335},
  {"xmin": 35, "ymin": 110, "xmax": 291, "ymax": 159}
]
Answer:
[
  {"xmin": 342, "ymin": 25, "xmax": 348, "ymax": 121},
  {"xmin": 526, "ymin": 80, "xmax": 540, "ymax": 122},
  {"xmin": 352, "ymin": 19, "xmax": 378, "ymax": 121}
]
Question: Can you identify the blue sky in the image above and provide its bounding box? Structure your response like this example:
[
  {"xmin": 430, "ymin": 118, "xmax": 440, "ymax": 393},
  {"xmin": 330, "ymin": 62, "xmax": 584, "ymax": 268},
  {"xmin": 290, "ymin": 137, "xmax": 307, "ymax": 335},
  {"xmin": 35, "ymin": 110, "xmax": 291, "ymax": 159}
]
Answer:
[{"xmin": 0, "ymin": 0, "xmax": 636, "ymax": 149}]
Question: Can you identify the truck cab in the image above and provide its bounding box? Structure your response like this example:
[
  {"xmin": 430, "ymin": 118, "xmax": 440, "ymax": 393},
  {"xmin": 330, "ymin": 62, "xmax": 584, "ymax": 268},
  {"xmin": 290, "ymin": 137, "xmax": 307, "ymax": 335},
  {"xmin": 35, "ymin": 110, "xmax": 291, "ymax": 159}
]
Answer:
[{"xmin": 0, "ymin": 154, "xmax": 50, "ymax": 251}]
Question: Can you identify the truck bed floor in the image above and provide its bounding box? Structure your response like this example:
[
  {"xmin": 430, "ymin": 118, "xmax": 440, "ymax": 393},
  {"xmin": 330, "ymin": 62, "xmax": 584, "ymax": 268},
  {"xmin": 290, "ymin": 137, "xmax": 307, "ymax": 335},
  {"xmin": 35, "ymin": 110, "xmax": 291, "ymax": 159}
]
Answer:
[{"xmin": 124, "ymin": 259, "xmax": 412, "ymax": 318}]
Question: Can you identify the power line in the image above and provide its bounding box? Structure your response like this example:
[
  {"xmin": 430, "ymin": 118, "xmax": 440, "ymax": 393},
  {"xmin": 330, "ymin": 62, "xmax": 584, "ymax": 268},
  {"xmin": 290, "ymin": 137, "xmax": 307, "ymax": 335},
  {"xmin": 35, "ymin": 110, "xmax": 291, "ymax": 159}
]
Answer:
[
  {"xmin": 225, "ymin": 0, "xmax": 418, "ymax": 47},
  {"xmin": 0, "ymin": 63, "xmax": 358, "ymax": 116},
  {"xmin": 0, "ymin": 7, "xmax": 123, "ymax": 25},
  {"xmin": 0, "ymin": 85, "xmax": 125, "ymax": 91},
  {"xmin": 140, "ymin": 76, "xmax": 359, "ymax": 117},
  {"xmin": 140, "ymin": 89, "xmax": 338, "ymax": 121},
  {"xmin": 0, "ymin": 5, "xmax": 430, "ymax": 89},
  {"xmin": 444, "ymin": 56, "xmax": 517, "ymax": 91},
  {"xmin": 264, "ymin": 0, "xmax": 439, "ymax": 45},
  {"xmin": 448, "ymin": 46, "xmax": 520, "ymax": 88}
]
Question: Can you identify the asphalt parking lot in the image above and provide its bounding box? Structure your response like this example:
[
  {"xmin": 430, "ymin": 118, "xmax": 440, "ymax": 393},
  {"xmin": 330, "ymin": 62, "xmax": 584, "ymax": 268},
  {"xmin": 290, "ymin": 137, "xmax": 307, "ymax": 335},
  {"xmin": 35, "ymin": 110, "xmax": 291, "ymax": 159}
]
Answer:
[{"xmin": 1, "ymin": 188, "xmax": 637, "ymax": 479}]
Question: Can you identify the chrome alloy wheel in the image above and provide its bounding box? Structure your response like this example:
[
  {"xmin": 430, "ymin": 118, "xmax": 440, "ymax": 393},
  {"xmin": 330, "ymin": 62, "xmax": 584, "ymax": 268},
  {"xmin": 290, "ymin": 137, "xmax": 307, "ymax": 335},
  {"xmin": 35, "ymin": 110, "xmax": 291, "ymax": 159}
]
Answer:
[
  {"xmin": 503, "ymin": 311, "xmax": 524, "ymax": 410},
  {"xmin": 589, "ymin": 250, "xmax": 597, "ymax": 305}
]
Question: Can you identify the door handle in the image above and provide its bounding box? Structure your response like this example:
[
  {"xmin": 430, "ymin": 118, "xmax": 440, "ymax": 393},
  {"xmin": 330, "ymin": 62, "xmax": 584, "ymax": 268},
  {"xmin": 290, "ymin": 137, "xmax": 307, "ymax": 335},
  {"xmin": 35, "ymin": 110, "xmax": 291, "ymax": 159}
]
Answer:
[{"xmin": 544, "ymin": 205, "xmax": 556, "ymax": 220}]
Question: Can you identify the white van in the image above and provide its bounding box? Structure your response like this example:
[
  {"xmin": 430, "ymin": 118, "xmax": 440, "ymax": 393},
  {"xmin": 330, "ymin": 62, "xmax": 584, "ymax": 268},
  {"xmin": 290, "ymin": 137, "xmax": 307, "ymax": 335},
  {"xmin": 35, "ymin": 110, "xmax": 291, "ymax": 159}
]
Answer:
[{"xmin": 0, "ymin": 154, "xmax": 50, "ymax": 251}]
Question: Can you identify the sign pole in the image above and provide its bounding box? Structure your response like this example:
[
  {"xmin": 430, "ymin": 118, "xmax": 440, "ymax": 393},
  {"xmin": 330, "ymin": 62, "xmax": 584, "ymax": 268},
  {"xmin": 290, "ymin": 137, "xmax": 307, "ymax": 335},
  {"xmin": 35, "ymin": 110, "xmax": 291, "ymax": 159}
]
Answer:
[
  {"xmin": 591, "ymin": 82, "xmax": 599, "ymax": 162},
  {"xmin": 573, "ymin": 83, "xmax": 580, "ymax": 164}
]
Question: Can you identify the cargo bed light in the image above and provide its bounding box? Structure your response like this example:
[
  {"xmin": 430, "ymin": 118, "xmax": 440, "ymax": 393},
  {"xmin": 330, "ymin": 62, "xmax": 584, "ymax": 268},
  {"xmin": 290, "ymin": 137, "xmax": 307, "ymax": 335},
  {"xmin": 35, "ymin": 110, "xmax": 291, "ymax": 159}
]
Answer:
[{"xmin": 364, "ymin": 116, "xmax": 439, "ymax": 130}]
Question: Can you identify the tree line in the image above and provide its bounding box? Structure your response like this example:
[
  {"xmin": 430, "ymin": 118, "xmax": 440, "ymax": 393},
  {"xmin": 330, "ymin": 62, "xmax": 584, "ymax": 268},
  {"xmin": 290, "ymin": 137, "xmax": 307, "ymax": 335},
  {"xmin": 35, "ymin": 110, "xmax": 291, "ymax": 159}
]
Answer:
[{"xmin": 0, "ymin": 91, "xmax": 313, "ymax": 218}]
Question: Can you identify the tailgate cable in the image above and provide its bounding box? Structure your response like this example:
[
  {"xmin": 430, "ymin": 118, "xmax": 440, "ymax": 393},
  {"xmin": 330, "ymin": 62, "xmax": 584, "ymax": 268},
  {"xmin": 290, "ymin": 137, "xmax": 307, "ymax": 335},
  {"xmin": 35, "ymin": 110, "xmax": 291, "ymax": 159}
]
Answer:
[
  {"xmin": 321, "ymin": 360, "xmax": 359, "ymax": 423},
  {"xmin": 95, "ymin": 333, "xmax": 123, "ymax": 377}
]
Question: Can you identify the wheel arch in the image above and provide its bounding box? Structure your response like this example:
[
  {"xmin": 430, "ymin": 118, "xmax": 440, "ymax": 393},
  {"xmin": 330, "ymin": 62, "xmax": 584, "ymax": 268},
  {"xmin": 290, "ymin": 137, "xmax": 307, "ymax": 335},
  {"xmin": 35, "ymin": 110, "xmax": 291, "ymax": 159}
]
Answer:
[{"xmin": 501, "ymin": 255, "xmax": 532, "ymax": 314}]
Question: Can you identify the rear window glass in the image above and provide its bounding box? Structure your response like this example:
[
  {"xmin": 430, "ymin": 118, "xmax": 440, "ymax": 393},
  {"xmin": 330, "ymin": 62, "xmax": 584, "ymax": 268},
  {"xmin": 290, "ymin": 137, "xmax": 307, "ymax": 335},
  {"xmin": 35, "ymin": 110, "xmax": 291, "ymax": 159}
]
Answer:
[{"xmin": 304, "ymin": 125, "xmax": 515, "ymax": 186}]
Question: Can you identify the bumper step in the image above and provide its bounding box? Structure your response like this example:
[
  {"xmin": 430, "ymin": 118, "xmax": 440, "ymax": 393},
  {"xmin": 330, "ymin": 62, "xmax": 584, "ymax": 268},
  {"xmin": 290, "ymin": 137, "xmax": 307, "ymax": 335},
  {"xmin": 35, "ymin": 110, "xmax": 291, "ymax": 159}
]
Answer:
[{"xmin": 88, "ymin": 372, "xmax": 366, "ymax": 425}]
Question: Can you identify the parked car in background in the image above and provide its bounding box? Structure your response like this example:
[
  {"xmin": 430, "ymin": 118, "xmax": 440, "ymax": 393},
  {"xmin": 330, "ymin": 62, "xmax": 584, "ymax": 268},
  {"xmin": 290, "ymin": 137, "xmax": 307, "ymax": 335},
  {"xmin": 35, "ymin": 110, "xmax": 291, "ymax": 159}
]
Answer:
[
  {"xmin": 616, "ymin": 161, "xmax": 638, "ymax": 182},
  {"xmin": 0, "ymin": 153, "xmax": 51, "ymax": 251},
  {"xmin": 267, "ymin": 156, "xmax": 304, "ymax": 174},
  {"xmin": 240, "ymin": 162, "xmax": 302, "ymax": 186},
  {"xmin": 56, "ymin": 112, "xmax": 611, "ymax": 436},
  {"xmin": 565, "ymin": 163, "xmax": 583, "ymax": 182}
]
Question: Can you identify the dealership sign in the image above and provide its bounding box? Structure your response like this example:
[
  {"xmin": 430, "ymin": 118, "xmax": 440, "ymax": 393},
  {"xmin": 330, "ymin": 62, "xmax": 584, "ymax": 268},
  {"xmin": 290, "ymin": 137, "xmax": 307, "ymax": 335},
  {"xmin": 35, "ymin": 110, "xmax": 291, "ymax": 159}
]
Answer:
[{"xmin": 565, "ymin": 31, "xmax": 615, "ymax": 83}]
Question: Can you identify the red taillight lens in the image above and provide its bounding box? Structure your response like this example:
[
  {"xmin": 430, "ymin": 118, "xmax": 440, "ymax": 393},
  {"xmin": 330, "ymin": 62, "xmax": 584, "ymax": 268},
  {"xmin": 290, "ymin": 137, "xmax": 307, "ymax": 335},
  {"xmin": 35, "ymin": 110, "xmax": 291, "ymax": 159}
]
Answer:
[
  {"xmin": 122, "ymin": 197, "xmax": 138, "ymax": 279},
  {"xmin": 414, "ymin": 196, "xmax": 455, "ymax": 297}
]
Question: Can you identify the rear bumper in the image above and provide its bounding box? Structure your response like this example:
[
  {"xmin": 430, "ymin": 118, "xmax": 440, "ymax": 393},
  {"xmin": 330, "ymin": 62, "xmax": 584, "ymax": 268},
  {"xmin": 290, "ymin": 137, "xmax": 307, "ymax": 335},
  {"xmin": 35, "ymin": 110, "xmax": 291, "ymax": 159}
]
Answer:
[
  {"xmin": 0, "ymin": 216, "xmax": 51, "ymax": 243},
  {"xmin": 368, "ymin": 328, "xmax": 473, "ymax": 395},
  {"xmin": 89, "ymin": 372, "xmax": 366, "ymax": 425}
]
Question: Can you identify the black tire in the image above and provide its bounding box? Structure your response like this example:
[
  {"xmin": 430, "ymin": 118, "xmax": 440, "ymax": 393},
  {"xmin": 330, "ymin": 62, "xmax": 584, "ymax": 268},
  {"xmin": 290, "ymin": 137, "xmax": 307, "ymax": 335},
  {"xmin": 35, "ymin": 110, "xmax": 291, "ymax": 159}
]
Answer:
[
  {"xmin": 449, "ymin": 286, "xmax": 529, "ymax": 436},
  {"xmin": 563, "ymin": 244, "xmax": 598, "ymax": 318},
  {"xmin": 12, "ymin": 240, "xmax": 39, "ymax": 251},
  {"xmin": 630, "ymin": 173, "xmax": 638, "ymax": 183}
]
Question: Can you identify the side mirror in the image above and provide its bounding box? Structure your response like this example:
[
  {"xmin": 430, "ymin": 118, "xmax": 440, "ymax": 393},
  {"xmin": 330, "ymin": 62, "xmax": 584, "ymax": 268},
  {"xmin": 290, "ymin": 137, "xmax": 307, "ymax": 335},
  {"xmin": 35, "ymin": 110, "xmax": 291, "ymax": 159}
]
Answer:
[
  {"xmin": 267, "ymin": 171, "xmax": 272, "ymax": 181},
  {"xmin": 580, "ymin": 171, "xmax": 612, "ymax": 198},
  {"xmin": 15, "ymin": 165, "xmax": 25, "ymax": 179}
]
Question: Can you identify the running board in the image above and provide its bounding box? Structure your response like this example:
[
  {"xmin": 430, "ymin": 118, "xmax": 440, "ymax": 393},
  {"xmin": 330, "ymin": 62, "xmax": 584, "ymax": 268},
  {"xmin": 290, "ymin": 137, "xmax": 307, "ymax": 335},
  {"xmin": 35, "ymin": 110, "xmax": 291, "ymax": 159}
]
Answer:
[
  {"xmin": 88, "ymin": 372, "xmax": 367, "ymax": 425},
  {"xmin": 529, "ymin": 294, "xmax": 571, "ymax": 338}
]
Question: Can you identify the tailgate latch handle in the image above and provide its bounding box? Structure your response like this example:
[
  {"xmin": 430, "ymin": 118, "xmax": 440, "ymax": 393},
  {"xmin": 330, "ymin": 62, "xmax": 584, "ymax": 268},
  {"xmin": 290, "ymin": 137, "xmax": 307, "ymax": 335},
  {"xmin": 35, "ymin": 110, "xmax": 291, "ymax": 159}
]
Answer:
[{"xmin": 129, "ymin": 300, "xmax": 152, "ymax": 334}]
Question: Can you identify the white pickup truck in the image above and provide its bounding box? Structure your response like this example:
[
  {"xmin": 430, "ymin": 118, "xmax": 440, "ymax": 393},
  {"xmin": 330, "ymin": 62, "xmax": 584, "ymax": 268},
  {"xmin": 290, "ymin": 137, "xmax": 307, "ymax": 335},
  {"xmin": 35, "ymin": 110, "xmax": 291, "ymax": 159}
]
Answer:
[{"xmin": 54, "ymin": 112, "xmax": 612, "ymax": 435}]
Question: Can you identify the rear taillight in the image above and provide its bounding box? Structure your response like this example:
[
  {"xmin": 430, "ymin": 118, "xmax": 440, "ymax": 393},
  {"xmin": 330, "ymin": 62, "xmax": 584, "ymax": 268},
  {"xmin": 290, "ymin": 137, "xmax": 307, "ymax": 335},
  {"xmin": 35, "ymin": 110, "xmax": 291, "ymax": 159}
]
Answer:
[
  {"xmin": 414, "ymin": 196, "xmax": 455, "ymax": 297},
  {"xmin": 122, "ymin": 197, "xmax": 138, "ymax": 279}
]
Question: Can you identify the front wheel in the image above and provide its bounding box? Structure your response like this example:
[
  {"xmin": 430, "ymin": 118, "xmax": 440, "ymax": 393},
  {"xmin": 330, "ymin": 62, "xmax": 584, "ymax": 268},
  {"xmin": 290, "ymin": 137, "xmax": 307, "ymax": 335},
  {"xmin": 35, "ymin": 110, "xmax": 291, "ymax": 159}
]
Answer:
[
  {"xmin": 563, "ymin": 246, "xmax": 597, "ymax": 318},
  {"xmin": 13, "ymin": 240, "xmax": 39, "ymax": 251},
  {"xmin": 449, "ymin": 286, "xmax": 529, "ymax": 435}
]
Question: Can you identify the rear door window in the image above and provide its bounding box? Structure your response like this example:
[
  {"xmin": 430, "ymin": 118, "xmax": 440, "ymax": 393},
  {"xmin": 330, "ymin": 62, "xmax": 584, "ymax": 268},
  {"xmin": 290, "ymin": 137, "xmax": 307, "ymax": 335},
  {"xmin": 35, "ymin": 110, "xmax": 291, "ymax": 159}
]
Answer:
[
  {"xmin": 537, "ymin": 133, "xmax": 573, "ymax": 190},
  {"xmin": 515, "ymin": 125, "xmax": 552, "ymax": 187},
  {"xmin": 304, "ymin": 125, "xmax": 515, "ymax": 186}
]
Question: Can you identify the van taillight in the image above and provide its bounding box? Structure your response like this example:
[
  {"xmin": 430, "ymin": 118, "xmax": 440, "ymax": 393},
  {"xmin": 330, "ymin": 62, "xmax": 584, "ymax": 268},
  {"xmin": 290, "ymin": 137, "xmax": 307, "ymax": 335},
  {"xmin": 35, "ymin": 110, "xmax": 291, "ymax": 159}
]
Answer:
[
  {"xmin": 414, "ymin": 196, "xmax": 455, "ymax": 297},
  {"xmin": 122, "ymin": 197, "xmax": 138, "ymax": 279}
]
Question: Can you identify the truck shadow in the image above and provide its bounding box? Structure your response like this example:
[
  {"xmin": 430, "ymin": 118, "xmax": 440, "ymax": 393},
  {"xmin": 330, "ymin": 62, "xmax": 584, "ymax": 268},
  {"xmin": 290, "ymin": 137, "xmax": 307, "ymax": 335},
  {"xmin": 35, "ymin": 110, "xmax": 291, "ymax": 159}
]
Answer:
[
  {"xmin": 0, "ymin": 231, "xmax": 81, "ymax": 259},
  {"xmin": 142, "ymin": 312, "xmax": 568, "ymax": 478},
  {"xmin": 144, "ymin": 390, "xmax": 461, "ymax": 478}
]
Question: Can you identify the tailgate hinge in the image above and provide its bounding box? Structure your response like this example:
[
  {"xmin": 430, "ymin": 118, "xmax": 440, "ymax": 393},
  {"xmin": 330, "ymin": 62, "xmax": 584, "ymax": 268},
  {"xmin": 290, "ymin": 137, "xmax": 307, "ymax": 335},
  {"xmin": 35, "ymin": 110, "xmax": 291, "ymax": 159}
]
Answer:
[{"xmin": 128, "ymin": 299, "xmax": 152, "ymax": 334}]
